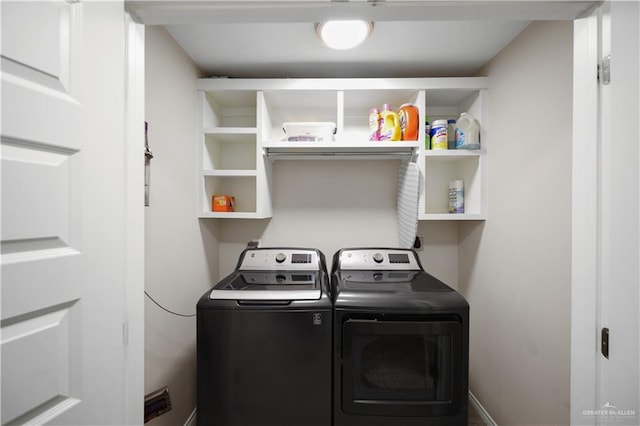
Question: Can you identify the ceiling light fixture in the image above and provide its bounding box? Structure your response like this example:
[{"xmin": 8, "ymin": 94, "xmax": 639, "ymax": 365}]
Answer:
[{"xmin": 315, "ymin": 20, "xmax": 373, "ymax": 50}]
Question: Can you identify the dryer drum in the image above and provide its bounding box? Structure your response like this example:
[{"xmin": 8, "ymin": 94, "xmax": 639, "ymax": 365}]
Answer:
[{"xmin": 361, "ymin": 336, "xmax": 434, "ymax": 391}]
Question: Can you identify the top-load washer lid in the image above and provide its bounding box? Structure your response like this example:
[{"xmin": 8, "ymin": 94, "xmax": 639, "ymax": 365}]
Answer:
[
  {"xmin": 337, "ymin": 270, "xmax": 452, "ymax": 293},
  {"xmin": 332, "ymin": 248, "xmax": 469, "ymax": 311},
  {"xmin": 209, "ymin": 248, "xmax": 324, "ymax": 301}
]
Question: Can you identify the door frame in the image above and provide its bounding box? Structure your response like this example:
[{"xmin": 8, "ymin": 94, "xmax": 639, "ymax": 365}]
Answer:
[
  {"xmin": 124, "ymin": 13, "xmax": 145, "ymax": 425},
  {"xmin": 571, "ymin": 7, "xmax": 600, "ymax": 423},
  {"xmin": 571, "ymin": 1, "xmax": 640, "ymax": 423},
  {"xmin": 124, "ymin": 1, "xmax": 620, "ymax": 423}
]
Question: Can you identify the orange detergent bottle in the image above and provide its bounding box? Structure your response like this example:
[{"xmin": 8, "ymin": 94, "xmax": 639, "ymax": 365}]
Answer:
[
  {"xmin": 398, "ymin": 103, "xmax": 419, "ymax": 141},
  {"xmin": 379, "ymin": 103, "xmax": 401, "ymax": 141}
]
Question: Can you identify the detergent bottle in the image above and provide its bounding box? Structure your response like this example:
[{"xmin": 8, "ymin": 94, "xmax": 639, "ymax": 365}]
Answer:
[
  {"xmin": 379, "ymin": 103, "xmax": 401, "ymax": 141},
  {"xmin": 368, "ymin": 107, "xmax": 381, "ymax": 141},
  {"xmin": 425, "ymin": 117, "xmax": 431, "ymax": 149},
  {"xmin": 398, "ymin": 103, "xmax": 419, "ymax": 141},
  {"xmin": 455, "ymin": 112, "xmax": 481, "ymax": 149}
]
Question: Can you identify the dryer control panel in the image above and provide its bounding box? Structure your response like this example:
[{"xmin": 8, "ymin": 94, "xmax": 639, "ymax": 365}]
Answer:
[
  {"xmin": 239, "ymin": 248, "xmax": 321, "ymax": 271},
  {"xmin": 338, "ymin": 249, "xmax": 421, "ymax": 270}
]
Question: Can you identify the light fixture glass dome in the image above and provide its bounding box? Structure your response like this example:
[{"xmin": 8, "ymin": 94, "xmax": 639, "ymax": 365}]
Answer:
[{"xmin": 316, "ymin": 20, "xmax": 373, "ymax": 50}]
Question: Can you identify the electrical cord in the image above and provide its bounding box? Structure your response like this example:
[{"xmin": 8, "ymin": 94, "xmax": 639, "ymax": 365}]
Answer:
[{"xmin": 144, "ymin": 290, "xmax": 196, "ymax": 318}]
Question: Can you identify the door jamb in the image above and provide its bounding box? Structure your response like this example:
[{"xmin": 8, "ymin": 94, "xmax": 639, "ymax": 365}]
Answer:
[
  {"xmin": 123, "ymin": 13, "xmax": 145, "ymax": 425},
  {"xmin": 570, "ymin": 6, "xmax": 600, "ymax": 424}
]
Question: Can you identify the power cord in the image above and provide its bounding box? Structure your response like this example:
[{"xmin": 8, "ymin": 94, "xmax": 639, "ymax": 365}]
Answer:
[{"xmin": 144, "ymin": 290, "xmax": 196, "ymax": 318}]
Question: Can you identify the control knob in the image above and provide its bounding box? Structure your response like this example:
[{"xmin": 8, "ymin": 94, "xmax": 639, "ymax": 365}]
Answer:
[
  {"xmin": 275, "ymin": 252, "xmax": 287, "ymax": 263},
  {"xmin": 373, "ymin": 253, "xmax": 384, "ymax": 264}
]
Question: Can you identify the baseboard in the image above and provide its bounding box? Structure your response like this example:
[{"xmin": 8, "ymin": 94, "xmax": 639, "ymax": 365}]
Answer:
[
  {"xmin": 469, "ymin": 391, "xmax": 498, "ymax": 426},
  {"xmin": 189, "ymin": 396, "xmax": 492, "ymax": 426},
  {"xmin": 184, "ymin": 407, "xmax": 196, "ymax": 426}
]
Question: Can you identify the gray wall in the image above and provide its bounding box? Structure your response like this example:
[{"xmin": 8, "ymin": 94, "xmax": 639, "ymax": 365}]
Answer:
[
  {"xmin": 460, "ymin": 21, "xmax": 573, "ymax": 424},
  {"xmin": 144, "ymin": 26, "xmax": 217, "ymax": 426}
]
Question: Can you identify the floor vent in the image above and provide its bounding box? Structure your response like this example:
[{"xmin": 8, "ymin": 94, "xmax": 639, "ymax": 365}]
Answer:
[{"xmin": 144, "ymin": 386, "xmax": 172, "ymax": 423}]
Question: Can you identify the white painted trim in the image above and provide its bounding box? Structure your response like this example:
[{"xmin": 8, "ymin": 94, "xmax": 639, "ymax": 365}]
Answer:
[
  {"xmin": 570, "ymin": 7, "xmax": 599, "ymax": 425},
  {"xmin": 469, "ymin": 391, "xmax": 497, "ymax": 426},
  {"xmin": 184, "ymin": 408, "xmax": 197, "ymax": 426},
  {"xmin": 123, "ymin": 13, "xmax": 146, "ymax": 425},
  {"xmin": 126, "ymin": 1, "xmax": 599, "ymax": 25}
]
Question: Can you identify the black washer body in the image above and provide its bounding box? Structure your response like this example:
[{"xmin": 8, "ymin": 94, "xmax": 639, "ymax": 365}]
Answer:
[{"xmin": 197, "ymin": 248, "xmax": 332, "ymax": 426}]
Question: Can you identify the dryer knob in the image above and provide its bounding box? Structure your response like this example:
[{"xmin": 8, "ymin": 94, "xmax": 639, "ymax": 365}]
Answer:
[
  {"xmin": 373, "ymin": 253, "xmax": 384, "ymax": 263},
  {"xmin": 275, "ymin": 252, "xmax": 287, "ymax": 263}
]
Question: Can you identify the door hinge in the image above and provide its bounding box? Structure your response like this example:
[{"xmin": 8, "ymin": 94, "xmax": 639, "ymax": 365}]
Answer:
[
  {"xmin": 601, "ymin": 327, "xmax": 609, "ymax": 359},
  {"xmin": 598, "ymin": 55, "xmax": 611, "ymax": 85}
]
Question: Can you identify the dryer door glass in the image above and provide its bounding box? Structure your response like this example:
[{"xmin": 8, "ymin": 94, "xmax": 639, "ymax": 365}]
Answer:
[{"xmin": 342, "ymin": 318, "xmax": 463, "ymax": 417}]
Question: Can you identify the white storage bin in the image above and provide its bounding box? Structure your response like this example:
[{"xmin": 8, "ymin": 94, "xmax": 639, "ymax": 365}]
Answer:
[{"xmin": 282, "ymin": 122, "xmax": 336, "ymax": 141}]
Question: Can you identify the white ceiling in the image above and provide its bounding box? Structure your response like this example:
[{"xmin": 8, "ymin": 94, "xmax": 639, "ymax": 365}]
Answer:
[
  {"xmin": 128, "ymin": 1, "xmax": 599, "ymax": 79},
  {"xmin": 164, "ymin": 20, "xmax": 530, "ymax": 78}
]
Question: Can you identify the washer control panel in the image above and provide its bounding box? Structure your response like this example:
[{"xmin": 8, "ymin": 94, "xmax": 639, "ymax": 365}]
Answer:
[
  {"xmin": 239, "ymin": 249, "xmax": 320, "ymax": 271},
  {"xmin": 338, "ymin": 249, "xmax": 421, "ymax": 270}
]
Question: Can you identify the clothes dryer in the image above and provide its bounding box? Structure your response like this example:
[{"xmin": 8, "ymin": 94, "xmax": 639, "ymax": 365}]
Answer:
[{"xmin": 332, "ymin": 248, "xmax": 469, "ymax": 426}]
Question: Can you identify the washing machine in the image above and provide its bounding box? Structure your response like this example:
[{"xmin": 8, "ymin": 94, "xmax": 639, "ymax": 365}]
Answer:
[
  {"xmin": 197, "ymin": 248, "xmax": 332, "ymax": 426},
  {"xmin": 331, "ymin": 248, "xmax": 469, "ymax": 426}
]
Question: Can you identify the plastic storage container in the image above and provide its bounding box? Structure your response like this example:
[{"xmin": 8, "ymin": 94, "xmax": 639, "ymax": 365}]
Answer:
[{"xmin": 283, "ymin": 122, "xmax": 336, "ymax": 141}]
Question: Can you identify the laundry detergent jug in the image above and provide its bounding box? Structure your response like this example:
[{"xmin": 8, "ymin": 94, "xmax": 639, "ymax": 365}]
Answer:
[
  {"xmin": 398, "ymin": 103, "xmax": 419, "ymax": 141},
  {"xmin": 455, "ymin": 112, "xmax": 480, "ymax": 149},
  {"xmin": 379, "ymin": 103, "xmax": 401, "ymax": 141}
]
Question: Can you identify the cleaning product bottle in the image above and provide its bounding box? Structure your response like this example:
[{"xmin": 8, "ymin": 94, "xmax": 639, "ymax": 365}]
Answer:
[
  {"xmin": 455, "ymin": 112, "xmax": 481, "ymax": 149},
  {"xmin": 368, "ymin": 107, "xmax": 381, "ymax": 141},
  {"xmin": 425, "ymin": 117, "xmax": 431, "ymax": 149},
  {"xmin": 431, "ymin": 119, "xmax": 448, "ymax": 150},
  {"xmin": 379, "ymin": 103, "xmax": 401, "ymax": 141},
  {"xmin": 398, "ymin": 103, "xmax": 419, "ymax": 141},
  {"xmin": 447, "ymin": 119, "xmax": 457, "ymax": 149},
  {"xmin": 448, "ymin": 180, "xmax": 464, "ymax": 213}
]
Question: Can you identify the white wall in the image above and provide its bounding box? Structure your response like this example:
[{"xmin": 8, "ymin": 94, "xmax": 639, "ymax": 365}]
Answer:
[
  {"xmin": 459, "ymin": 21, "xmax": 573, "ymax": 424},
  {"xmin": 218, "ymin": 160, "xmax": 459, "ymax": 286},
  {"xmin": 144, "ymin": 20, "xmax": 572, "ymax": 426},
  {"xmin": 144, "ymin": 26, "xmax": 218, "ymax": 426}
]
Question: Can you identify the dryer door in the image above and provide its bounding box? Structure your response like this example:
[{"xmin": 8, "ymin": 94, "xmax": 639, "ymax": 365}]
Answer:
[{"xmin": 341, "ymin": 317, "xmax": 464, "ymax": 417}]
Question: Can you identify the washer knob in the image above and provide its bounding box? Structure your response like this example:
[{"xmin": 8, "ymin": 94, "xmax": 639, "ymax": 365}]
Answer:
[
  {"xmin": 373, "ymin": 253, "xmax": 384, "ymax": 263},
  {"xmin": 275, "ymin": 252, "xmax": 287, "ymax": 263}
]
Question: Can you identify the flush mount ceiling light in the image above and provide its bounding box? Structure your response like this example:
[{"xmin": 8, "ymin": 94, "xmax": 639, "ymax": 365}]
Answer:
[{"xmin": 315, "ymin": 20, "xmax": 373, "ymax": 50}]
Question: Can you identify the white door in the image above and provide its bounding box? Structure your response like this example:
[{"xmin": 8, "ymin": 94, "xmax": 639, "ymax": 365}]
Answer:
[
  {"xmin": 597, "ymin": 0, "xmax": 639, "ymax": 422},
  {"xmin": 1, "ymin": 1, "xmax": 132, "ymax": 424},
  {"xmin": 572, "ymin": 1, "xmax": 640, "ymax": 424}
]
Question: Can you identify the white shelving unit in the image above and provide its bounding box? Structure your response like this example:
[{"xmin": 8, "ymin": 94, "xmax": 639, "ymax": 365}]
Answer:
[
  {"xmin": 197, "ymin": 87, "xmax": 270, "ymax": 218},
  {"xmin": 420, "ymin": 87, "xmax": 487, "ymax": 220},
  {"xmin": 196, "ymin": 78, "xmax": 488, "ymax": 220}
]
